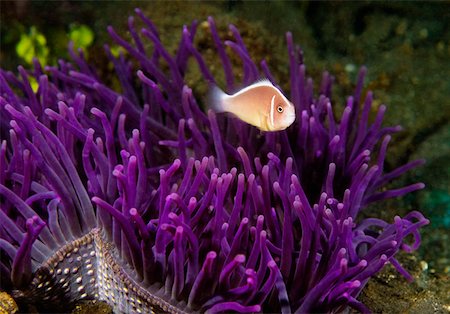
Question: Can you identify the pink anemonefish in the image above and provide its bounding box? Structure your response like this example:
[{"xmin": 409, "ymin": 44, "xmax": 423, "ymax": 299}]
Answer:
[{"xmin": 209, "ymin": 79, "xmax": 296, "ymax": 131}]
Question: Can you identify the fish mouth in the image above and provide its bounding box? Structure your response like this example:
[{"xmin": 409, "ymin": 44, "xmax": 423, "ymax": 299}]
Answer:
[{"xmin": 287, "ymin": 113, "xmax": 296, "ymax": 125}]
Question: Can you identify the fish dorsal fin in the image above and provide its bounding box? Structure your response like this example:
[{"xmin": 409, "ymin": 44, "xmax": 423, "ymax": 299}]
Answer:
[
  {"xmin": 248, "ymin": 78, "xmax": 274, "ymax": 88},
  {"xmin": 231, "ymin": 78, "xmax": 275, "ymax": 98}
]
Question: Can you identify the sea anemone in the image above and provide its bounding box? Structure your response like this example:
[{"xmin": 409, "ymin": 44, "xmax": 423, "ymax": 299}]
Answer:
[{"xmin": 0, "ymin": 9, "xmax": 428, "ymax": 313}]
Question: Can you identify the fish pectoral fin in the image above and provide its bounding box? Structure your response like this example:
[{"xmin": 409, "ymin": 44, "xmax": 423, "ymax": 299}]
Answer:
[{"xmin": 260, "ymin": 112, "xmax": 271, "ymax": 131}]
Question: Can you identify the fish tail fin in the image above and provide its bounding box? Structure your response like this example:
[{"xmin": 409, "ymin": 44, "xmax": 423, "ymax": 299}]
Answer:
[{"xmin": 208, "ymin": 84, "xmax": 228, "ymax": 113}]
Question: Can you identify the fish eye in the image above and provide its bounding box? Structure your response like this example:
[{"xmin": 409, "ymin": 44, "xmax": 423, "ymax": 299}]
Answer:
[{"xmin": 277, "ymin": 105, "xmax": 284, "ymax": 113}]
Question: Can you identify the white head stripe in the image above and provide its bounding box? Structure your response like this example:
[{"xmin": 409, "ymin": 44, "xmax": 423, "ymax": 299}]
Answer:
[{"xmin": 270, "ymin": 94, "xmax": 276, "ymax": 128}]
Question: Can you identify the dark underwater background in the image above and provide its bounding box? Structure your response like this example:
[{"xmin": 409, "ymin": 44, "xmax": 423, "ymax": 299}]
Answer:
[{"xmin": 1, "ymin": 1, "xmax": 449, "ymax": 313}]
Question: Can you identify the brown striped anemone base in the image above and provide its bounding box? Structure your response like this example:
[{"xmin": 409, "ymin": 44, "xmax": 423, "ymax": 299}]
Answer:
[{"xmin": 13, "ymin": 229, "xmax": 190, "ymax": 314}]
